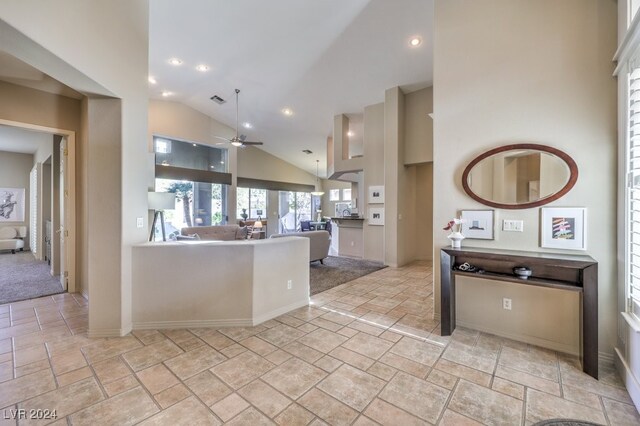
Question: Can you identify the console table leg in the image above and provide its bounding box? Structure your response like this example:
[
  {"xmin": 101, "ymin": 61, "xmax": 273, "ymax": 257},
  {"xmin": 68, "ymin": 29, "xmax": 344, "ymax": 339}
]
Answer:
[
  {"xmin": 441, "ymin": 251, "xmax": 455, "ymax": 336},
  {"xmin": 583, "ymin": 264, "xmax": 598, "ymax": 379}
]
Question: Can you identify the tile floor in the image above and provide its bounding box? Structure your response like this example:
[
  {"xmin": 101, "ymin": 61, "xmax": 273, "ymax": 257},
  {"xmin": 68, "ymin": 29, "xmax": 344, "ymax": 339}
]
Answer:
[{"xmin": 0, "ymin": 261, "xmax": 638, "ymax": 425}]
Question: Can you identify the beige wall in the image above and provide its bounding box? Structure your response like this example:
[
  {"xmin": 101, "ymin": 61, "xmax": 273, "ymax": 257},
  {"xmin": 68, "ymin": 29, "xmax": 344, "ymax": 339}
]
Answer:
[
  {"xmin": 363, "ymin": 103, "xmax": 385, "ymax": 262},
  {"xmin": 1, "ymin": 0, "xmax": 150, "ymax": 336},
  {"xmin": 237, "ymin": 146, "xmax": 316, "ymax": 187},
  {"xmin": 320, "ymin": 178, "xmax": 351, "ymax": 218},
  {"xmin": 415, "ymin": 163, "xmax": 433, "ymax": 260},
  {"xmin": 404, "ymin": 87, "xmax": 433, "ymax": 165},
  {"xmin": 433, "ymin": 0, "xmax": 617, "ymax": 355}
]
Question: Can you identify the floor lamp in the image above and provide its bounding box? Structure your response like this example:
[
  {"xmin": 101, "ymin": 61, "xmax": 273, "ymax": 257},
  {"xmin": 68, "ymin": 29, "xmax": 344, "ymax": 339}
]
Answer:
[{"xmin": 148, "ymin": 192, "xmax": 175, "ymax": 241}]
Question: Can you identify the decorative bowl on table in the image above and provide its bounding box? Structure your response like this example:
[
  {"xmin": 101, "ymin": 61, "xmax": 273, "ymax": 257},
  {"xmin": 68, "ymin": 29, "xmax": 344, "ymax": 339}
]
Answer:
[{"xmin": 513, "ymin": 267, "xmax": 532, "ymax": 279}]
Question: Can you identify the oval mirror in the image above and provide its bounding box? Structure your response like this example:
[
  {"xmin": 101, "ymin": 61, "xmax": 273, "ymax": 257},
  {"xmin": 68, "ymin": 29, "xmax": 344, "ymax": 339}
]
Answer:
[{"xmin": 462, "ymin": 144, "xmax": 578, "ymax": 209}]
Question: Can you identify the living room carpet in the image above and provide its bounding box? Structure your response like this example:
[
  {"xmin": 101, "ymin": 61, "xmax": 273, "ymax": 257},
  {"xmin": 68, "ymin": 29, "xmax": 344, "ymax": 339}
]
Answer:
[
  {"xmin": 310, "ymin": 255, "xmax": 386, "ymax": 295},
  {"xmin": 0, "ymin": 252, "xmax": 64, "ymax": 305}
]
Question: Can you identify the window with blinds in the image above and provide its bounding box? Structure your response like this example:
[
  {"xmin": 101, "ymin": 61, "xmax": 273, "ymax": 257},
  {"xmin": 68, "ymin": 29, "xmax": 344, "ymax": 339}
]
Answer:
[{"xmin": 628, "ymin": 67, "xmax": 640, "ymax": 322}]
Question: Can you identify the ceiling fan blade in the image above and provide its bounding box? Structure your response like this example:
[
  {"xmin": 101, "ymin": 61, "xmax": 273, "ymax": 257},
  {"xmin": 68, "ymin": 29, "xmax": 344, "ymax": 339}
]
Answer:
[
  {"xmin": 241, "ymin": 141, "xmax": 263, "ymax": 146},
  {"xmin": 214, "ymin": 135, "xmax": 231, "ymax": 142}
]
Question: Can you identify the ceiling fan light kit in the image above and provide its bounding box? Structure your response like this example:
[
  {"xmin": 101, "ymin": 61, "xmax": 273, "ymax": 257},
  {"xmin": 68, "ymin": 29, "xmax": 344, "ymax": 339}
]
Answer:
[{"xmin": 212, "ymin": 89, "xmax": 263, "ymax": 148}]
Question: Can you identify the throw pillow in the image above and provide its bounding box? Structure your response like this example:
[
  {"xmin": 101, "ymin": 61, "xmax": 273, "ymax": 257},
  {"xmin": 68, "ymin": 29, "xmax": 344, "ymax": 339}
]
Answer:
[
  {"xmin": 0, "ymin": 227, "xmax": 17, "ymax": 239},
  {"xmin": 236, "ymin": 226, "xmax": 248, "ymax": 240}
]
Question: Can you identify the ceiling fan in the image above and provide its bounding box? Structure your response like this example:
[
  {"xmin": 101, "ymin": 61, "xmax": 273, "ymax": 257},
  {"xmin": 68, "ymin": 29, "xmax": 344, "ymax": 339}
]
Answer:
[{"xmin": 214, "ymin": 89, "xmax": 263, "ymax": 147}]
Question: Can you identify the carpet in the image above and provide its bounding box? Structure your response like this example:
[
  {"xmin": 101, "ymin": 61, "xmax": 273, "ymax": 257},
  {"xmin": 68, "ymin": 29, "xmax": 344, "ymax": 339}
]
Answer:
[
  {"xmin": 310, "ymin": 256, "xmax": 386, "ymax": 295},
  {"xmin": 532, "ymin": 420, "xmax": 603, "ymax": 426},
  {"xmin": 0, "ymin": 252, "xmax": 64, "ymax": 305}
]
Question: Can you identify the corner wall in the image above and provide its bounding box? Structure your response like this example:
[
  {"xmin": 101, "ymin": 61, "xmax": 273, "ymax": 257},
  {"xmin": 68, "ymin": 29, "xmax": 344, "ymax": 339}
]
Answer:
[{"xmin": 433, "ymin": 0, "xmax": 617, "ymax": 355}]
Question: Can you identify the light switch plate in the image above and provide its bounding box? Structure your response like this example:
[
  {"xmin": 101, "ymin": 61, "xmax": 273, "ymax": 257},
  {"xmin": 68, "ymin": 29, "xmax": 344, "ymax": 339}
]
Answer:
[
  {"xmin": 136, "ymin": 217, "xmax": 144, "ymax": 228},
  {"xmin": 503, "ymin": 220, "xmax": 523, "ymax": 232}
]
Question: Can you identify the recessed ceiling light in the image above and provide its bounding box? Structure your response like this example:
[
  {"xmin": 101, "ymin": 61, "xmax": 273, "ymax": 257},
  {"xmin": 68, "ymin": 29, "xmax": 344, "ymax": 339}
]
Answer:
[
  {"xmin": 148, "ymin": 76, "xmax": 157, "ymax": 85},
  {"xmin": 347, "ymin": 131, "xmax": 354, "ymax": 137},
  {"xmin": 242, "ymin": 122, "xmax": 253, "ymax": 129},
  {"xmin": 192, "ymin": 143, "xmax": 197, "ymax": 147},
  {"xmin": 210, "ymin": 165, "xmax": 215, "ymax": 169},
  {"xmin": 168, "ymin": 58, "xmax": 183, "ymax": 66},
  {"xmin": 409, "ymin": 37, "xmax": 422, "ymax": 47},
  {"xmin": 161, "ymin": 91, "xmax": 173, "ymax": 97},
  {"xmin": 282, "ymin": 108, "xmax": 293, "ymax": 116},
  {"xmin": 220, "ymin": 161, "xmax": 225, "ymax": 164},
  {"xmin": 195, "ymin": 64, "xmax": 209, "ymax": 72},
  {"xmin": 216, "ymin": 142, "xmax": 224, "ymax": 145}
]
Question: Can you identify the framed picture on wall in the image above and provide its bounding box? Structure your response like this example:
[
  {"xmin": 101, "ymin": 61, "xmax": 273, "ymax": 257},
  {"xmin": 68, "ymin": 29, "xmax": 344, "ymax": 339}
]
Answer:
[
  {"xmin": 541, "ymin": 207, "xmax": 587, "ymax": 250},
  {"xmin": 461, "ymin": 210, "xmax": 494, "ymax": 240},
  {"xmin": 0, "ymin": 188, "xmax": 25, "ymax": 222},
  {"xmin": 368, "ymin": 185, "xmax": 385, "ymax": 204},
  {"xmin": 369, "ymin": 207, "xmax": 384, "ymax": 226}
]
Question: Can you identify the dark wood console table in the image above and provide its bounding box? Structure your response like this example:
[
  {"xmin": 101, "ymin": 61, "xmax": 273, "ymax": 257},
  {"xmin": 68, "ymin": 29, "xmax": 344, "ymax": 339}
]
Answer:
[{"xmin": 440, "ymin": 247, "xmax": 598, "ymax": 379}]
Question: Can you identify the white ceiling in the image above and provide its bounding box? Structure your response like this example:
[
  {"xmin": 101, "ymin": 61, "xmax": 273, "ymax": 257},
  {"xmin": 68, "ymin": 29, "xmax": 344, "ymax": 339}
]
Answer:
[
  {"xmin": 149, "ymin": 0, "xmax": 433, "ymax": 176},
  {"xmin": 0, "ymin": 125, "xmax": 52, "ymax": 155}
]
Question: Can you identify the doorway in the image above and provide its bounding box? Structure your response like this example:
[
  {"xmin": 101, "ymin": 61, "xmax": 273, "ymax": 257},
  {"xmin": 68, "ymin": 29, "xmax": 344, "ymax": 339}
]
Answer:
[{"xmin": 0, "ymin": 119, "xmax": 76, "ymax": 302}]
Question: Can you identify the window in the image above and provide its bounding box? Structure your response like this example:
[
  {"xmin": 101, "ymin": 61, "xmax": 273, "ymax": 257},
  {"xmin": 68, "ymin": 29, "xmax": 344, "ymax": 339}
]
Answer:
[
  {"xmin": 628, "ymin": 67, "xmax": 640, "ymax": 322},
  {"xmin": 343, "ymin": 188, "xmax": 351, "ymax": 200},
  {"xmin": 329, "ymin": 189, "xmax": 340, "ymax": 201},
  {"xmin": 237, "ymin": 188, "xmax": 267, "ymax": 219},
  {"xmin": 279, "ymin": 191, "xmax": 312, "ymax": 232}
]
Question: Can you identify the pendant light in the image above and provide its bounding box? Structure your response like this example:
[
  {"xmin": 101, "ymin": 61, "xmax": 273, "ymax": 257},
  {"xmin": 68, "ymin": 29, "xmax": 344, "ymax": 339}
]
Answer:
[{"xmin": 311, "ymin": 159, "xmax": 324, "ymax": 196}]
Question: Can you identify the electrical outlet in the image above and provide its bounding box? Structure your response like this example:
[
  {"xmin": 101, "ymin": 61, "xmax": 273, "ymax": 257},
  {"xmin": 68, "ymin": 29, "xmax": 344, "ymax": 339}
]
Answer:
[
  {"xmin": 136, "ymin": 217, "xmax": 144, "ymax": 228},
  {"xmin": 287, "ymin": 280, "xmax": 292, "ymax": 290},
  {"xmin": 350, "ymin": 241, "xmax": 355, "ymax": 247},
  {"xmin": 503, "ymin": 298, "xmax": 512, "ymax": 310}
]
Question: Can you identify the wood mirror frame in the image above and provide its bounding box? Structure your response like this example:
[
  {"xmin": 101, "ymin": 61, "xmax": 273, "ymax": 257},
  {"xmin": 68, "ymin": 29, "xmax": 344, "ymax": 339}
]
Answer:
[{"xmin": 461, "ymin": 144, "xmax": 578, "ymax": 209}]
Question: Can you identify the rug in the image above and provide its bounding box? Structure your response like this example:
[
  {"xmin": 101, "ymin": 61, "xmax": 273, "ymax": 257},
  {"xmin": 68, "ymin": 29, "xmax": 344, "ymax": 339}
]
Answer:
[
  {"xmin": 310, "ymin": 256, "xmax": 386, "ymax": 295},
  {"xmin": 0, "ymin": 252, "xmax": 64, "ymax": 305},
  {"xmin": 532, "ymin": 420, "xmax": 603, "ymax": 426}
]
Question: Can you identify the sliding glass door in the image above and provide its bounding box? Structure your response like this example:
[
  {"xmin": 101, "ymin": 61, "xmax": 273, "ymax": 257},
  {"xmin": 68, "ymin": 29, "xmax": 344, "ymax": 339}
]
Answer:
[{"xmin": 279, "ymin": 191, "xmax": 312, "ymax": 232}]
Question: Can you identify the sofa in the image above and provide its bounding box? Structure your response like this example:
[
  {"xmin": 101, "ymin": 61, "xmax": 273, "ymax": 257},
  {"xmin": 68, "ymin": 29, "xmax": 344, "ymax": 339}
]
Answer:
[
  {"xmin": 181, "ymin": 225, "xmax": 248, "ymax": 241},
  {"xmin": 0, "ymin": 226, "xmax": 26, "ymax": 254},
  {"xmin": 270, "ymin": 230, "xmax": 330, "ymax": 263}
]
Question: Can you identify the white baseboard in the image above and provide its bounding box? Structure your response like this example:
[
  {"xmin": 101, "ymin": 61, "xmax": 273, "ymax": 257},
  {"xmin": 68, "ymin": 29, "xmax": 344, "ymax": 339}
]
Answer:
[
  {"xmin": 615, "ymin": 347, "xmax": 640, "ymax": 411},
  {"xmin": 252, "ymin": 300, "xmax": 309, "ymax": 326},
  {"xmin": 133, "ymin": 318, "xmax": 254, "ymax": 330},
  {"xmin": 88, "ymin": 327, "xmax": 132, "ymax": 338}
]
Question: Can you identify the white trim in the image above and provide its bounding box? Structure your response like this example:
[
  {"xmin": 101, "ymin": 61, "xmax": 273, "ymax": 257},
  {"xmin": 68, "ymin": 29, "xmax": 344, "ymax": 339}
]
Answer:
[
  {"xmin": 614, "ymin": 7, "xmax": 640, "ymax": 75},
  {"xmin": 615, "ymin": 347, "xmax": 640, "ymax": 411},
  {"xmin": 88, "ymin": 327, "xmax": 132, "ymax": 338},
  {"xmin": 252, "ymin": 300, "xmax": 309, "ymax": 326},
  {"xmin": 622, "ymin": 312, "xmax": 640, "ymax": 333},
  {"xmin": 133, "ymin": 319, "xmax": 253, "ymax": 330}
]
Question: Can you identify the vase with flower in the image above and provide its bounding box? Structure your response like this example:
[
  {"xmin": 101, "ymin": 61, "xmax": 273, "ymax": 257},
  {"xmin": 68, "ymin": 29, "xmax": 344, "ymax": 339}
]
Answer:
[{"xmin": 443, "ymin": 217, "xmax": 466, "ymax": 248}]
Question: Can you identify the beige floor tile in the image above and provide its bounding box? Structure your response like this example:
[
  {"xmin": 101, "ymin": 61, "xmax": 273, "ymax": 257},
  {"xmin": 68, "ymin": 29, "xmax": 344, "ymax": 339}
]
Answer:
[
  {"xmin": 282, "ymin": 341, "xmax": 324, "ymax": 363},
  {"xmin": 297, "ymin": 323, "xmax": 318, "ymax": 334},
  {"xmin": 336, "ymin": 326, "xmax": 359, "ymax": 338},
  {"xmin": 184, "ymin": 370, "xmax": 231, "ymax": 406},
  {"xmin": 310, "ymin": 317, "xmax": 343, "ymax": 332},
  {"xmin": 0, "ymin": 339, "xmax": 11, "ymax": 355},
  {"xmin": 492, "ymin": 377, "xmax": 524, "ymax": 400},
  {"xmin": 317, "ymin": 364, "xmax": 385, "ymax": 411},
  {"xmin": 389, "ymin": 336, "xmax": 443, "ymax": 367},
  {"xmin": 562, "ymin": 384, "xmax": 602, "ymax": 408},
  {"xmin": 92, "ymin": 356, "xmax": 131, "ymax": 385},
  {"xmin": 438, "ymin": 409, "xmax": 483, "ymax": 426},
  {"xmin": 498, "ymin": 346, "xmax": 559, "ymax": 382},
  {"xmin": 0, "ymin": 361, "xmax": 11, "ymax": 383},
  {"xmin": 379, "ymin": 352, "xmax": 430, "ymax": 379},
  {"xmin": 139, "ymin": 396, "xmax": 221, "ymax": 426},
  {"xmin": 218, "ymin": 326, "xmax": 267, "ymax": 342},
  {"xmin": 449, "ymin": 380, "xmax": 523, "ymax": 425},
  {"xmin": 258, "ymin": 324, "xmax": 306, "ymax": 347},
  {"xmin": 261, "ymin": 357, "xmax": 327, "ymax": 399},
  {"xmin": 275, "ymin": 403, "xmax": 315, "ymax": 426},
  {"xmin": 0, "ymin": 368, "xmax": 56, "ymax": 408},
  {"xmin": 220, "ymin": 343, "xmax": 248, "ymax": 358},
  {"xmin": 560, "ymin": 365, "xmax": 633, "ymax": 404},
  {"xmin": 602, "ymin": 397, "xmax": 640, "ymax": 426},
  {"xmin": 136, "ymin": 363, "xmax": 179, "ymax": 395},
  {"xmin": 240, "ymin": 336, "xmax": 278, "ymax": 356},
  {"xmin": 348, "ymin": 321, "xmax": 385, "ymax": 336},
  {"xmin": 226, "ymin": 406, "xmax": 275, "ymax": 425},
  {"xmin": 17, "ymin": 377, "xmax": 103, "ymax": 426},
  {"xmin": 15, "ymin": 359, "xmax": 50, "ymax": 377},
  {"xmin": 296, "ymin": 328, "xmax": 348, "ymax": 353},
  {"xmin": 342, "ymin": 332, "xmax": 394, "ymax": 360},
  {"xmin": 495, "ymin": 364, "xmax": 560, "ymax": 396},
  {"xmin": 265, "ymin": 349, "xmax": 293, "ymax": 365},
  {"xmin": 70, "ymin": 387, "xmax": 159, "ymax": 426},
  {"xmin": 238, "ymin": 379, "xmax": 291, "ymax": 418},
  {"xmin": 13, "ymin": 344, "xmax": 48, "ymax": 368},
  {"xmin": 379, "ymin": 372, "xmax": 449, "ymax": 423},
  {"xmin": 434, "ymin": 358, "xmax": 492, "ymax": 387},
  {"xmin": 289, "ymin": 306, "xmax": 325, "ymax": 322},
  {"xmin": 426, "ymin": 368, "xmax": 457, "ymax": 390},
  {"xmin": 211, "ymin": 393, "xmax": 249, "ymax": 422},
  {"xmin": 298, "ymin": 388, "xmax": 359, "ymax": 425},
  {"xmin": 132, "ymin": 330, "xmax": 166, "ymax": 345},
  {"xmin": 56, "ymin": 366, "xmax": 94, "ymax": 387},
  {"xmin": 122, "ymin": 339, "xmax": 183, "ymax": 372},
  {"xmin": 525, "ymin": 388, "xmax": 606, "ymax": 425},
  {"xmin": 164, "ymin": 345, "xmax": 227, "ymax": 380},
  {"xmin": 103, "ymin": 375, "xmax": 140, "ymax": 397},
  {"xmin": 276, "ymin": 314, "xmax": 306, "ymax": 328},
  {"xmin": 197, "ymin": 330, "xmax": 236, "ymax": 350},
  {"xmin": 363, "ymin": 398, "xmax": 427, "ymax": 426},
  {"xmin": 441, "ymin": 342, "xmax": 497, "ymax": 374},
  {"xmin": 210, "ymin": 350, "xmax": 274, "ymax": 389},
  {"xmin": 50, "ymin": 349, "xmax": 87, "ymax": 375},
  {"xmin": 81, "ymin": 336, "xmax": 142, "ymax": 364},
  {"xmin": 319, "ymin": 311, "xmax": 356, "ymax": 326},
  {"xmin": 154, "ymin": 383, "xmax": 192, "ymax": 409},
  {"xmin": 314, "ymin": 355, "xmax": 343, "ymax": 373}
]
